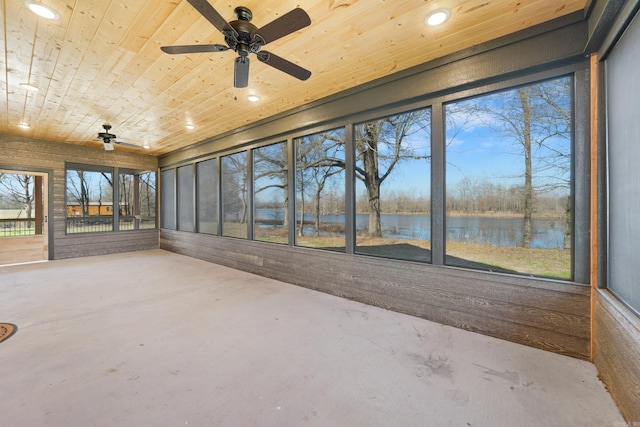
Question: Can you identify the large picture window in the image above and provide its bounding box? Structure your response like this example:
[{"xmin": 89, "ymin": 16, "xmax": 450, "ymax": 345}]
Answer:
[
  {"xmin": 355, "ymin": 108, "xmax": 431, "ymax": 261},
  {"xmin": 221, "ymin": 152, "xmax": 248, "ymax": 238},
  {"xmin": 67, "ymin": 165, "xmax": 157, "ymax": 234},
  {"xmin": 253, "ymin": 141, "xmax": 288, "ymax": 244},
  {"xmin": 160, "ymin": 68, "xmax": 584, "ymax": 282},
  {"xmin": 444, "ymin": 76, "xmax": 573, "ymax": 279},
  {"xmin": 295, "ymin": 128, "xmax": 346, "ymax": 251},
  {"xmin": 66, "ymin": 167, "xmax": 114, "ymax": 233},
  {"xmin": 119, "ymin": 170, "xmax": 157, "ymax": 230}
]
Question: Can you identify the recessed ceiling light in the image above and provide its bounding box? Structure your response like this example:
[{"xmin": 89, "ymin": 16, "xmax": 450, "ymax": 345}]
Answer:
[
  {"xmin": 247, "ymin": 95, "xmax": 260, "ymax": 102},
  {"xmin": 20, "ymin": 83, "xmax": 40, "ymax": 92},
  {"xmin": 17, "ymin": 122, "xmax": 31, "ymax": 129},
  {"xmin": 186, "ymin": 124, "xmax": 196, "ymax": 130},
  {"xmin": 23, "ymin": 1, "xmax": 60, "ymax": 20},
  {"xmin": 143, "ymin": 144, "xmax": 150, "ymax": 150},
  {"xmin": 425, "ymin": 9, "xmax": 450, "ymax": 26}
]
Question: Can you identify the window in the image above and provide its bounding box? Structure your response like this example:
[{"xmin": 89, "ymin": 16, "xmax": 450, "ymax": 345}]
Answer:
[
  {"xmin": 606, "ymin": 10, "xmax": 640, "ymax": 312},
  {"xmin": 197, "ymin": 159, "xmax": 218, "ymax": 235},
  {"xmin": 177, "ymin": 165, "xmax": 195, "ymax": 232},
  {"xmin": 119, "ymin": 171, "xmax": 157, "ymax": 230},
  {"xmin": 295, "ymin": 128, "xmax": 346, "ymax": 251},
  {"xmin": 354, "ymin": 108, "xmax": 431, "ymax": 261},
  {"xmin": 221, "ymin": 152, "xmax": 248, "ymax": 238},
  {"xmin": 0, "ymin": 173, "xmax": 40, "ymax": 237},
  {"xmin": 66, "ymin": 167, "xmax": 113, "ymax": 233},
  {"xmin": 161, "ymin": 169, "xmax": 176, "ymax": 230},
  {"xmin": 444, "ymin": 76, "xmax": 573, "ymax": 279},
  {"xmin": 254, "ymin": 141, "xmax": 288, "ymax": 244}
]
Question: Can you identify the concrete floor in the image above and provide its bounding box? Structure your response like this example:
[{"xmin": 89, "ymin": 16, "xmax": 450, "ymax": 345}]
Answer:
[{"xmin": 0, "ymin": 249, "xmax": 625, "ymax": 427}]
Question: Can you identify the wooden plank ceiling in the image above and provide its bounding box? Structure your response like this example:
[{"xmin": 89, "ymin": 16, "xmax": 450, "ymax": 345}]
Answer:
[{"xmin": 1, "ymin": 0, "xmax": 587, "ymax": 156}]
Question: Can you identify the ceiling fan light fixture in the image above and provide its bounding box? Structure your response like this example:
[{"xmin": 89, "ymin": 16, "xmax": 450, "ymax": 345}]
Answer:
[
  {"xmin": 23, "ymin": 0, "xmax": 60, "ymax": 20},
  {"xmin": 20, "ymin": 83, "xmax": 39, "ymax": 92},
  {"xmin": 247, "ymin": 95, "xmax": 260, "ymax": 102},
  {"xmin": 425, "ymin": 9, "xmax": 450, "ymax": 26}
]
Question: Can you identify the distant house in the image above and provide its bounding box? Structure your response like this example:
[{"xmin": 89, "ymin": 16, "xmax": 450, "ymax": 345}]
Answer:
[{"xmin": 66, "ymin": 202, "xmax": 128, "ymax": 216}]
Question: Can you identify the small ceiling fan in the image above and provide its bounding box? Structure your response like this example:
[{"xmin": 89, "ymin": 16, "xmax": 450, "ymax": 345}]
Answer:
[
  {"xmin": 97, "ymin": 124, "xmax": 141, "ymax": 151},
  {"xmin": 160, "ymin": 0, "xmax": 311, "ymax": 88}
]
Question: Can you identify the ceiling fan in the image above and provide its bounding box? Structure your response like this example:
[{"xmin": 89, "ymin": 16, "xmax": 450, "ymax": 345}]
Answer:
[
  {"xmin": 160, "ymin": 0, "xmax": 312, "ymax": 88},
  {"xmin": 97, "ymin": 124, "xmax": 141, "ymax": 151}
]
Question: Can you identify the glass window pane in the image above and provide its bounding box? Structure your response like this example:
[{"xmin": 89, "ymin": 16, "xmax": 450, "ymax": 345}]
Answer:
[
  {"xmin": 355, "ymin": 108, "xmax": 431, "ymax": 261},
  {"xmin": 177, "ymin": 165, "xmax": 195, "ymax": 232},
  {"xmin": 445, "ymin": 76, "xmax": 573, "ymax": 279},
  {"xmin": 221, "ymin": 152, "xmax": 248, "ymax": 239},
  {"xmin": 0, "ymin": 173, "xmax": 37, "ymax": 237},
  {"xmin": 197, "ymin": 159, "xmax": 218, "ymax": 235},
  {"xmin": 254, "ymin": 142, "xmax": 288, "ymax": 244},
  {"xmin": 161, "ymin": 169, "xmax": 176, "ymax": 230},
  {"xmin": 66, "ymin": 169, "xmax": 114, "ymax": 233},
  {"xmin": 119, "ymin": 173, "xmax": 135, "ymax": 230},
  {"xmin": 139, "ymin": 172, "xmax": 157, "ymax": 229},
  {"xmin": 295, "ymin": 128, "xmax": 346, "ymax": 251}
]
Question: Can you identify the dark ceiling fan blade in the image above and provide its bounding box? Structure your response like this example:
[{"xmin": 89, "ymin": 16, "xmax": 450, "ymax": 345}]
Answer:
[
  {"xmin": 161, "ymin": 44, "xmax": 228, "ymax": 55},
  {"xmin": 257, "ymin": 51, "xmax": 311, "ymax": 81},
  {"xmin": 186, "ymin": 0, "xmax": 237, "ymax": 36},
  {"xmin": 255, "ymin": 8, "xmax": 311, "ymax": 45},
  {"xmin": 234, "ymin": 56, "xmax": 250, "ymax": 88}
]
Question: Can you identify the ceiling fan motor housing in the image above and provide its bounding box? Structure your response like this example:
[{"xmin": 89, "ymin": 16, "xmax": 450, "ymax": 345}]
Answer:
[{"xmin": 225, "ymin": 7, "xmax": 261, "ymax": 56}]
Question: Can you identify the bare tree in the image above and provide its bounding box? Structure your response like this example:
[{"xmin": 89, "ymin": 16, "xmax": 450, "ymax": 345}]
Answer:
[
  {"xmin": 0, "ymin": 174, "xmax": 35, "ymax": 227},
  {"xmin": 354, "ymin": 110, "xmax": 430, "ymax": 237},
  {"xmin": 478, "ymin": 78, "xmax": 572, "ymax": 247},
  {"xmin": 296, "ymin": 130, "xmax": 345, "ymax": 236}
]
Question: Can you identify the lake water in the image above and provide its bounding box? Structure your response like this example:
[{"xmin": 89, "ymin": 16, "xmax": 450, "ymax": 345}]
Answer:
[{"xmin": 255, "ymin": 210, "xmax": 567, "ymax": 249}]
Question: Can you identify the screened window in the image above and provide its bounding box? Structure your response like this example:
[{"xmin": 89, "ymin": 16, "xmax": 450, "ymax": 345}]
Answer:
[
  {"xmin": 177, "ymin": 165, "xmax": 195, "ymax": 232},
  {"xmin": 355, "ymin": 108, "xmax": 431, "ymax": 261},
  {"xmin": 444, "ymin": 76, "xmax": 573, "ymax": 279},
  {"xmin": 197, "ymin": 159, "xmax": 218, "ymax": 235},
  {"xmin": 66, "ymin": 167, "xmax": 114, "ymax": 233},
  {"xmin": 118, "ymin": 171, "xmax": 157, "ymax": 231},
  {"xmin": 161, "ymin": 169, "xmax": 176, "ymax": 230},
  {"xmin": 295, "ymin": 128, "xmax": 346, "ymax": 251},
  {"xmin": 253, "ymin": 141, "xmax": 288, "ymax": 244},
  {"xmin": 221, "ymin": 152, "xmax": 248, "ymax": 238}
]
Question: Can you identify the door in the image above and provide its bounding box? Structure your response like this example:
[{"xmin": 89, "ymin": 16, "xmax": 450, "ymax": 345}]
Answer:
[{"xmin": 0, "ymin": 170, "xmax": 49, "ymax": 265}]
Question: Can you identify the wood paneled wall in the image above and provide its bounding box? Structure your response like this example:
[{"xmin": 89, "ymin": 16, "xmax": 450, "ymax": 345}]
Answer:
[
  {"xmin": 0, "ymin": 134, "xmax": 159, "ymax": 259},
  {"xmin": 161, "ymin": 230, "xmax": 591, "ymax": 359},
  {"xmin": 594, "ymin": 290, "xmax": 640, "ymax": 422}
]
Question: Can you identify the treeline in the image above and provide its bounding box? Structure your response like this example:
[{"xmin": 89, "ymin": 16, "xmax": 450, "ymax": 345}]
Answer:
[{"xmin": 446, "ymin": 179, "xmax": 569, "ymax": 217}]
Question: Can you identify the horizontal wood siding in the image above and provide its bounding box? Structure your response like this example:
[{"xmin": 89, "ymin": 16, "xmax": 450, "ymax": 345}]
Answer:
[
  {"xmin": 161, "ymin": 230, "xmax": 591, "ymax": 359},
  {"xmin": 594, "ymin": 290, "xmax": 640, "ymax": 423},
  {"xmin": 0, "ymin": 134, "xmax": 159, "ymax": 259}
]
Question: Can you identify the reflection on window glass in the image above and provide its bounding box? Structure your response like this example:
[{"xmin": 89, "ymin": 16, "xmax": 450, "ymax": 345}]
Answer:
[
  {"xmin": 161, "ymin": 169, "xmax": 176, "ymax": 230},
  {"xmin": 177, "ymin": 165, "xmax": 195, "ymax": 232},
  {"xmin": 445, "ymin": 76, "xmax": 572, "ymax": 279},
  {"xmin": 197, "ymin": 159, "xmax": 218, "ymax": 235},
  {"xmin": 222, "ymin": 152, "xmax": 248, "ymax": 238},
  {"xmin": 118, "ymin": 171, "xmax": 156, "ymax": 231},
  {"xmin": 66, "ymin": 168, "xmax": 114, "ymax": 233},
  {"xmin": 355, "ymin": 108, "xmax": 431, "ymax": 261},
  {"xmin": 0, "ymin": 173, "xmax": 39, "ymax": 237},
  {"xmin": 295, "ymin": 128, "xmax": 346, "ymax": 251},
  {"xmin": 254, "ymin": 142, "xmax": 288, "ymax": 244}
]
